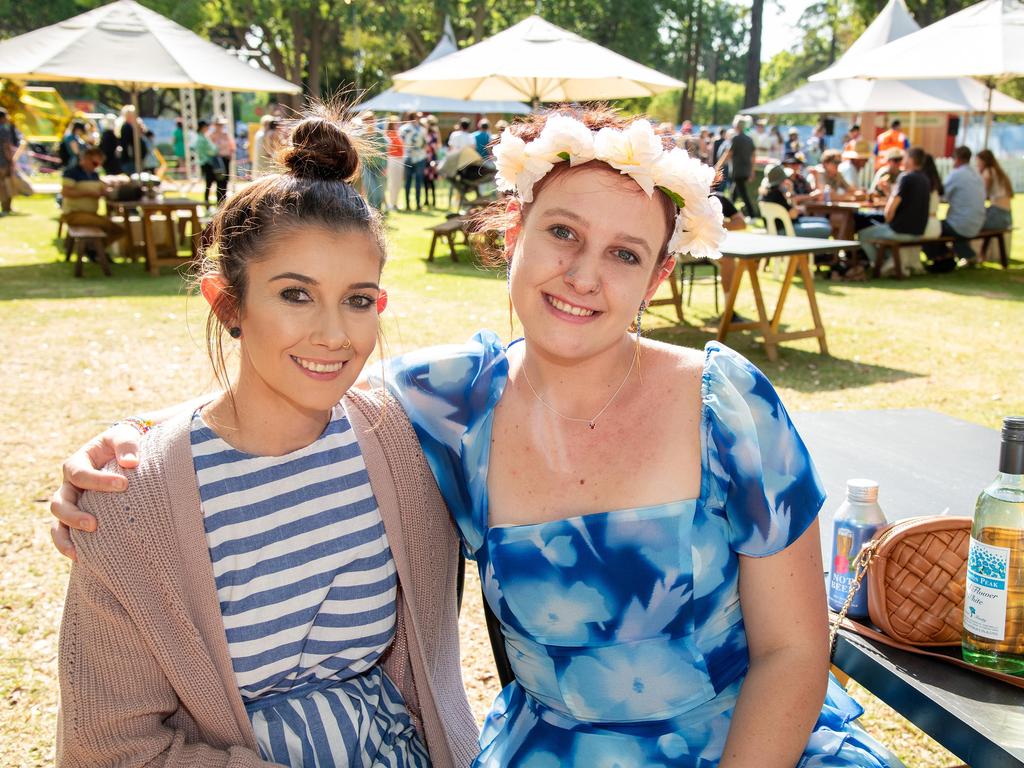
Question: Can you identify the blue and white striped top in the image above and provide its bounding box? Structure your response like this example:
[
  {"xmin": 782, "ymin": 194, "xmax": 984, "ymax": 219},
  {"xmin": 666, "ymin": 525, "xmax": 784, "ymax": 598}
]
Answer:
[{"xmin": 191, "ymin": 404, "xmax": 430, "ymax": 767}]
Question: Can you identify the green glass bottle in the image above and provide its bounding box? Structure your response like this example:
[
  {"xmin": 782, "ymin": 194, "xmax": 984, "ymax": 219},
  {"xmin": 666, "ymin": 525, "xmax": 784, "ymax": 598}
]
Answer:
[{"xmin": 962, "ymin": 416, "xmax": 1024, "ymax": 674}]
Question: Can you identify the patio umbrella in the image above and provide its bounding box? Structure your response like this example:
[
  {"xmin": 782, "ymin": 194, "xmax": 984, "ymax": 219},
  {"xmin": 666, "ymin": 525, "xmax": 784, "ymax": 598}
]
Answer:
[
  {"xmin": 354, "ymin": 17, "xmax": 530, "ymax": 116},
  {"xmin": 391, "ymin": 15, "xmax": 684, "ymax": 106},
  {"xmin": 811, "ymin": 0, "xmax": 1024, "ymax": 146},
  {"xmin": 0, "ymin": 0, "xmax": 300, "ymax": 173}
]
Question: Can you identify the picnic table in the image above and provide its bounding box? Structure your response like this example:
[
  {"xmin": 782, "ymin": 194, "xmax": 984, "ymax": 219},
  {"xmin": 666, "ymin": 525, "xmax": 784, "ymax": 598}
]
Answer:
[
  {"xmin": 107, "ymin": 197, "xmax": 204, "ymax": 276},
  {"xmin": 803, "ymin": 199, "xmax": 882, "ymax": 241},
  {"xmin": 716, "ymin": 232, "xmax": 858, "ymax": 361},
  {"xmin": 792, "ymin": 408, "xmax": 1024, "ymax": 767}
]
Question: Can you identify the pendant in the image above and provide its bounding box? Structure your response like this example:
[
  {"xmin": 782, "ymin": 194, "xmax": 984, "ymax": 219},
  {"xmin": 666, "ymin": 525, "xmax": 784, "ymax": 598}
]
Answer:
[{"xmin": 588, "ymin": 421, "xmax": 596, "ymax": 430}]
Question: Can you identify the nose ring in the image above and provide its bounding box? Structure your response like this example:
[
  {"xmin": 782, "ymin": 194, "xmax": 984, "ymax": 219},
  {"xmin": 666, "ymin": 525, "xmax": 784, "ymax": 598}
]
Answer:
[{"xmin": 342, "ymin": 339, "xmax": 352, "ymax": 350}]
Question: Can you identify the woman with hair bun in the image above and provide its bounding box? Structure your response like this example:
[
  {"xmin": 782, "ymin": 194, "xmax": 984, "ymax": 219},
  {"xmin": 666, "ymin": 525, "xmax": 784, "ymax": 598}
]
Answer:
[
  {"xmin": 54, "ymin": 106, "xmax": 903, "ymax": 767},
  {"xmin": 53, "ymin": 106, "xmax": 478, "ymax": 768}
]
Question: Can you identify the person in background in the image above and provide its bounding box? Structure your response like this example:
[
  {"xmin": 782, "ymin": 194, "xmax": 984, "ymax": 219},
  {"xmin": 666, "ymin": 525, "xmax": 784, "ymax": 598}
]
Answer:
[
  {"xmin": 760, "ymin": 163, "xmax": 832, "ymax": 239},
  {"xmin": 0, "ymin": 107, "xmax": 21, "ymax": 215},
  {"xmin": 858, "ymin": 146, "xmax": 930, "ymax": 275},
  {"xmin": 751, "ymin": 119, "xmax": 771, "ymax": 152},
  {"xmin": 360, "ymin": 111, "xmax": 387, "ymax": 212},
  {"xmin": 871, "ymin": 148, "xmax": 904, "ymax": 198},
  {"xmin": 208, "ymin": 117, "xmax": 236, "ymax": 205},
  {"xmin": 61, "ymin": 121, "xmax": 89, "ymax": 170},
  {"xmin": 98, "ymin": 116, "xmax": 122, "ymax": 176},
  {"xmin": 60, "ymin": 147, "xmax": 125, "ymax": 246},
  {"xmin": 804, "ymin": 122, "xmax": 826, "ymax": 165},
  {"xmin": 399, "ymin": 112, "xmax": 427, "ymax": 211},
  {"xmin": 838, "ymin": 148, "xmax": 868, "ymax": 190},
  {"xmin": 976, "ymin": 148, "xmax": 1013, "ymax": 233},
  {"xmin": 116, "ymin": 104, "xmax": 141, "ymax": 174},
  {"xmin": 422, "ymin": 115, "xmax": 440, "ymax": 208},
  {"xmin": 697, "ymin": 128, "xmax": 712, "ymax": 164},
  {"xmin": 924, "ymin": 145, "xmax": 986, "ymax": 266},
  {"xmin": 447, "ymin": 116, "xmax": 475, "ymax": 152},
  {"xmin": 474, "ymin": 119, "xmax": 492, "ymax": 159},
  {"xmin": 844, "ymin": 124, "xmax": 870, "ymax": 156},
  {"xmin": 768, "ymin": 126, "xmax": 784, "ymax": 159},
  {"xmin": 494, "ymin": 118, "xmax": 508, "ymax": 135},
  {"xmin": 172, "ymin": 118, "xmax": 185, "ymax": 169},
  {"xmin": 920, "ymin": 153, "xmax": 944, "ymax": 239},
  {"xmin": 723, "ymin": 114, "xmax": 756, "ymax": 217},
  {"xmin": 782, "ymin": 151, "xmax": 814, "ymax": 204},
  {"xmin": 193, "ymin": 120, "xmax": 218, "ymax": 206},
  {"xmin": 784, "ymin": 127, "xmax": 801, "ymax": 156},
  {"xmin": 251, "ymin": 114, "xmax": 273, "ymax": 177},
  {"xmin": 873, "ymin": 119, "xmax": 910, "ymax": 170},
  {"xmin": 810, "ymin": 149, "xmax": 857, "ymax": 200},
  {"xmin": 385, "ymin": 116, "xmax": 405, "ymax": 212}
]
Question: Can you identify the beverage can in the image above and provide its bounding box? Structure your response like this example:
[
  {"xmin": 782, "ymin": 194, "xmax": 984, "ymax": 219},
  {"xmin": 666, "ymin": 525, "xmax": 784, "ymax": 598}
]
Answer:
[{"xmin": 827, "ymin": 479, "xmax": 887, "ymax": 619}]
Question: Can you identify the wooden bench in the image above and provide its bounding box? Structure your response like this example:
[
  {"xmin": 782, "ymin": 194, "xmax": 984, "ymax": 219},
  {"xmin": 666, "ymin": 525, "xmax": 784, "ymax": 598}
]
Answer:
[
  {"xmin": 426, "ymin": 215, "xmax": 469, "ymax": 262},
  {"xmin": 872, "ymin": 228, "xmax": 1011, "ymax": 279},
  {"xmin": 66, "ymin": 225, "xmax": 112, "ymax": 278}
]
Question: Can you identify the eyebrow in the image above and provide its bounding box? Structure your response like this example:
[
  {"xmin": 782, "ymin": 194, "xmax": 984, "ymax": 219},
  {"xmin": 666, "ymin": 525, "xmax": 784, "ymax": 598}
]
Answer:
[
  {"xmin": 269, "ymin": 273, "xmax": 379, "ymax": 291},
  {"xmin": 541, "ymin": 207, "xmax": 654, "ymax": 256}
]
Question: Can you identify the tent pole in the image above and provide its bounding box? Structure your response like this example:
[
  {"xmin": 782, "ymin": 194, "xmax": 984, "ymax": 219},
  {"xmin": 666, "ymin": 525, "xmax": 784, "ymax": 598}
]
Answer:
[
  {"xmin": 180, "ymin": 88, "xmax": 199, "ymax": 187},
  {"xmin": 983, "ymin": 79, "xmax": 994, "ymax": 149},
  {"xmin": 132, "ymin": 84, "xmax": 143, "ymax": 178}
]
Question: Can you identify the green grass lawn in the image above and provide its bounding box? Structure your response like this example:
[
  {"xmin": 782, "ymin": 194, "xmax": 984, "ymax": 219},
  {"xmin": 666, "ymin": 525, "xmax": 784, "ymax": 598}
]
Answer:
[{"xmin": 2, "ymin": 193, "xmax": 1022, "ymax": 766}]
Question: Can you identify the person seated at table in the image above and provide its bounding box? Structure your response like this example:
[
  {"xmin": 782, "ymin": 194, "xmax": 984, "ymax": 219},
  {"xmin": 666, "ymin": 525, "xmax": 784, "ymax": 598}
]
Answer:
[
  {"xmin": 924, "ymin": 145, "xmax": 986, "ymax": 267},
  {"xmin": 760, "ymin": 164, "xmax": 833, "ymax": 239},
  {"xmin": 781, "ymin": 151, "xmax": 814, "ymax": 203},
  {"xmin": 60, "ymin": 147, "xmax": 125, "ymax": 248},
  {"xmin": 871, "ymin": 148, "xmax": 904, "ymax": 198},
  {"xmin": 809, "ymin": 149, "xmax": 857, "ymax": 200},
  {"xmin": 60, "ymin": 121, "xmax": 89, "ymax": 171},
  {"xmin": 838, "ymin": 149, "xmax": 868, "ymax": 190},
  {"xmin": 976, "ymin": 149, "xmax": 1013, "ymax": 233},
  {"xmin": 920, "ymin": 153, "xmax": 944, "ymax": 239},
  {"xmin": 858, "ymin": 147, "xmax": 930, "ymax": 276}
]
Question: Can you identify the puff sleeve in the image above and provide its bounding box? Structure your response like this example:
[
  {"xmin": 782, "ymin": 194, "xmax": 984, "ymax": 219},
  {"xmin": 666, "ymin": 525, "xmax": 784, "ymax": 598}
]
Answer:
[
  {"xmin": 381, "ymin": 331, "xmax": 509, "ymax": 556},
  {"xmin": 703, "ymin": 343, "xmax": 826, "ymax": 557}
]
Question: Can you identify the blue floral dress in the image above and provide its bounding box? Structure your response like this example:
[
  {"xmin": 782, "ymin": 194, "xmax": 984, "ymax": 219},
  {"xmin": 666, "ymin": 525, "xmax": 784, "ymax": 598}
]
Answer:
[{"xmin": 385, "ymin": 331, "xmax": 904, "ymax": 768}]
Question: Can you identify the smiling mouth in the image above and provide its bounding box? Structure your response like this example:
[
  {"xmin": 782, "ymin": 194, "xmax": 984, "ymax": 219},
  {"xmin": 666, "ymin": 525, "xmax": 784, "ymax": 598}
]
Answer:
[
  {"xmin": 291, "ymin": 355, "xmax": 347, "ymax": 374},
  {"xmin": 545, "ymin": 294, "xmax": 598, "ymax": 317}
]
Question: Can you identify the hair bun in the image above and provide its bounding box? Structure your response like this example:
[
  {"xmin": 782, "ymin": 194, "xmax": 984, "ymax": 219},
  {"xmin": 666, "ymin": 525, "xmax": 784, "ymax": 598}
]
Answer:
[{"xmin": 278, "ymin": 115, "xmax": 359, "ymax": 183}]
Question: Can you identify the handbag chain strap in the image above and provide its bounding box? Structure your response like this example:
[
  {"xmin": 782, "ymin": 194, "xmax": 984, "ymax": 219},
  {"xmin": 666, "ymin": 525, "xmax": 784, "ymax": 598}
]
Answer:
[{"xmin": 827, "ymin": 539, "xmax": 881, "ymax": 658}]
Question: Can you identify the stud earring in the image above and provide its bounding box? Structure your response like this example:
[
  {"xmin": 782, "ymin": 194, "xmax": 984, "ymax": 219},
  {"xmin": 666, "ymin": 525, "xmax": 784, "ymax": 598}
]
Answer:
[{"xmin": 228, "ymin": 326, "xmax": 241, "ymax": 339}]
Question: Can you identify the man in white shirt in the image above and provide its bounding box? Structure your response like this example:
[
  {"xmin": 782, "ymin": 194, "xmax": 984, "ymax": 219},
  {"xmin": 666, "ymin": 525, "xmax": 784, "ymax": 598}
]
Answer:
[{"xmin": 447, "ymin": 117, "xmax": 476, "ymax": 153}]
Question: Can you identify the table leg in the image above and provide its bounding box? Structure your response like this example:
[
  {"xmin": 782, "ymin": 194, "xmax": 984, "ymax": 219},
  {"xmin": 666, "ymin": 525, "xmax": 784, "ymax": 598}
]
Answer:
[
  {"xmin": 799, "ymin": 254, "xmax": 829, "ymax": 355},
  {"xmin": 142, "ymin": 212, "xmax": 159, "ymax": 276},
  {"xmin": 716, "ymin": 261, "xmax": 746, "ymax": 343},
  {"xmin": 189, "ymin": 211, "xmax": 201, "ymax": 258},
  {"xmin": 770, "ymin": 255, "xmax": 800, "ymax": 331},
  {"xmin": 744, "ymin": 262, "xmax": 778, "ymax": 362}
]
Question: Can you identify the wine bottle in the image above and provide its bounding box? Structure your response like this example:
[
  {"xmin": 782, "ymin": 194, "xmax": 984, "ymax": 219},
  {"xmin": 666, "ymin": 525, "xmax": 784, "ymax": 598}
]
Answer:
[{"xmin": 962, "ymin": 416, "xmax": 1024, "ymax": 675}]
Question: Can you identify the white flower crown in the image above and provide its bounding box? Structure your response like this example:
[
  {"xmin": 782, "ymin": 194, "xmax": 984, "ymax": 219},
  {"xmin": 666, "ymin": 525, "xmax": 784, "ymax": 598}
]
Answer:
[{"xmin": 492, "ymin": 115, "xmax": 727, "ymax": 259}]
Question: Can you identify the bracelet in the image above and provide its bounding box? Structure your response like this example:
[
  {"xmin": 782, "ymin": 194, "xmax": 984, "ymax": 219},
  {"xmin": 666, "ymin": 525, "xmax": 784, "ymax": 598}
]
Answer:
[{"xmin": 119, "ymin": 417, "xmax": 155, "ymax": 435}]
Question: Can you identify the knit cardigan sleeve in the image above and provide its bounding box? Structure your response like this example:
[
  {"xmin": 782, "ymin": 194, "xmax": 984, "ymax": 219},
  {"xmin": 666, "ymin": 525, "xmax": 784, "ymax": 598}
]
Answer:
[
  {"xmin": 57, "ymin": 418, "xmax": 279, "ymax": 768},
  {"xmin": 57, "ymin": 557, "xmax": 274, "ymax": 768}
]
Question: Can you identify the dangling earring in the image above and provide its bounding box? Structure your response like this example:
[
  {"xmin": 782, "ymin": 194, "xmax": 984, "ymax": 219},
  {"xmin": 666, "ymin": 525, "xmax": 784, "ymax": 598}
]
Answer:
[
  {"xmin": 634, "ymin": 301, "xmax": 646, "ymax": 382},
  {"xmin": 228, "ymin": 326, "xmax": 241, "ymax": 339}
]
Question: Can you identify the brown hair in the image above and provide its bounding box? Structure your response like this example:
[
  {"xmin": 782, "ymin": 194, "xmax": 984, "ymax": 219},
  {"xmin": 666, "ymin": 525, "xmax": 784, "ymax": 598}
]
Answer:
[
  {"xmin": 195, "ymin": 103, "xmax": 387, "ymax": 393},
  {"xmin": 953, "ymin": 145, "xmax": 972, "ymax": 164},
  {"xmin": 473, "ymin": 105, "xmax": 677, "ymax": 268},
  {"xmin": 976, "ymin": 149, "xmax": 1012, "ymax": 198}
]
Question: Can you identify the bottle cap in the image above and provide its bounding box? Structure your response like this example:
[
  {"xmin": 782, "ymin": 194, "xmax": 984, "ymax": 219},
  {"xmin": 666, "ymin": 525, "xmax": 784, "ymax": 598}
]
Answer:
[
  {"xmin": 1000, "ymin": 416, "xmax": 1024, "ymax": 475},
  {"xmin": 846, "ymin": 478, "xmax": 879, "ymax": 503}
]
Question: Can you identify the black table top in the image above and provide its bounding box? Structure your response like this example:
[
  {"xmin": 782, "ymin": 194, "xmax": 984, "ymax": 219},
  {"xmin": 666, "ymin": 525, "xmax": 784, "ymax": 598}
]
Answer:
[{"xmin": 791, "ymin": 409, "xmax": 1022, "ymax": 767}]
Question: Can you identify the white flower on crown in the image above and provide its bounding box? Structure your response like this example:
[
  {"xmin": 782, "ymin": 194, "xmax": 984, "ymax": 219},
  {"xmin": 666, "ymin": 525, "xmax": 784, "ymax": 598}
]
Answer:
[
  {"xmin": 528, "ymin": 114, "xmax": 596, "ymax": 166},
  {"xmin": 653, "ymin": 147, "xmax": 716, "ymax": 207},
  {"xmin": 492, "ymin": 114, "xmax": 727, "ymax": 259},
  {"xmin": 592, "ymin": 120, "xmax": 665, "ymax": 197},
  {"xmin": 669, "ymin": 195, "xmax": 727, "ymax": 259},
  {"xmin": 493, "ymin": 128, "xmax": 553, "ymax": 204}
]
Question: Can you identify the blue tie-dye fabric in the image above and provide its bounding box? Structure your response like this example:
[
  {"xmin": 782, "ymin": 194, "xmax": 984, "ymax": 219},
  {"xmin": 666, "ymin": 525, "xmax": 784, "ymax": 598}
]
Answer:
[{"xmin": 385, "ymin": 331, "xmax": 904, "ymax": 768}]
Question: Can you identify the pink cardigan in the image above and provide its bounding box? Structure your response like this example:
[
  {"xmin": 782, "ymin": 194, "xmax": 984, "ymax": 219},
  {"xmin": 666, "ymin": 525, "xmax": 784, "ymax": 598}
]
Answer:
[{"xmin": 57, "ymin": 388, "xmax": 479, "ymax": 767}]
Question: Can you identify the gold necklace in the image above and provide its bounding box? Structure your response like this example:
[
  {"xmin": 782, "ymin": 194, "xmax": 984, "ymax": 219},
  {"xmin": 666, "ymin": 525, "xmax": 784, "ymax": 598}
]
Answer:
[{"xmin": 520, "ymin": 350, "xmax": 636, "ymax": 430}]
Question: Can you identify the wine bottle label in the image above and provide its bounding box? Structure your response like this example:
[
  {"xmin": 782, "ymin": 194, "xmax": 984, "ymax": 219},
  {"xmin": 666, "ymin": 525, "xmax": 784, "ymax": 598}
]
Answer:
[{"xmin": 964, "ymin": 537, "xmax": 1011, "ymax": 641}]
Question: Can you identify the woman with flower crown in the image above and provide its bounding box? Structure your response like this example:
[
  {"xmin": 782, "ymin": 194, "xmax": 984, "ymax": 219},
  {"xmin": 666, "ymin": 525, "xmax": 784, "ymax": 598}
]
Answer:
[{"xmin": 51, "ymin": 106, "xmax": 903, "ymax": 768}]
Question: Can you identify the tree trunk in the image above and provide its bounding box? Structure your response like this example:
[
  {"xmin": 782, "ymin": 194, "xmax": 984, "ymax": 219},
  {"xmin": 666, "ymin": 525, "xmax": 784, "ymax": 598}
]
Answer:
[{"xmin": 743, "ymin": 0, "xmax": 763, "ymax": 108}]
